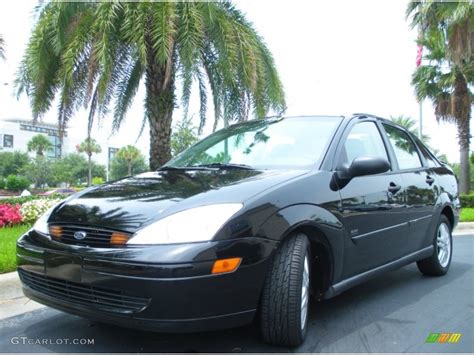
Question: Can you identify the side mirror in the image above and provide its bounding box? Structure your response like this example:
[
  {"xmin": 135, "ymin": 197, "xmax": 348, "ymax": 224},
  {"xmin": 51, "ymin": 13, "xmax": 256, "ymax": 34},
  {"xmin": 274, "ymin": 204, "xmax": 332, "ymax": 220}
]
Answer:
[{"xmin": 331, "ymin": 156, "xmax": 390, "ymax": 190}]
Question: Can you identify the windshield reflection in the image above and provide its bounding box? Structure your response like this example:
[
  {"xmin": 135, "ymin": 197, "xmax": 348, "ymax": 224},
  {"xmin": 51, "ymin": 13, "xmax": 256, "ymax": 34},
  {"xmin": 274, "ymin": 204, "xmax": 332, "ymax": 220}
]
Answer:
[{"xmin": 166, "ymin": 116, "xmax": 342, "ymax": 170}]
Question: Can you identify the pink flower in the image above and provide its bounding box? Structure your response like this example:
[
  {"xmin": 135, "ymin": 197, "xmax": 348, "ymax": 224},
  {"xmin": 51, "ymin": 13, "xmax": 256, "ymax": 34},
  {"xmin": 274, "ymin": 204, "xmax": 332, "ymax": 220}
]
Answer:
[{"xmin": 0, "ymin": 204, "xmax": 23, "ymax": 227}]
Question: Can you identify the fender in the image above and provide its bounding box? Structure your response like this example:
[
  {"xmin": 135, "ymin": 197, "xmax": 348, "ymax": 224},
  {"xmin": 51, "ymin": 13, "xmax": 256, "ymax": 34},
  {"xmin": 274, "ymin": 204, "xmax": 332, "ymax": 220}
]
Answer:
[
  {"xmin": 417, "ymin": 192, "xmax": 458, "ymax": 251},
  {"xmin": 256, "ymin": 204, "xmax": 345, "ymax": 284}
]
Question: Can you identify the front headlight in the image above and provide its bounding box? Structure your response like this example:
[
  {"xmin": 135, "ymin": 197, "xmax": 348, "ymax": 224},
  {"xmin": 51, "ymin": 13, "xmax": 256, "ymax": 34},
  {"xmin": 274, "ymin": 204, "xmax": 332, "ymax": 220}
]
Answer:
[
  {"xmin": 127, "ymin": 203, "xmax": 243, "ymax": 245},
  {"xmin": 33, "ymin": 204, "xmax": 59, "ymax": 236}
]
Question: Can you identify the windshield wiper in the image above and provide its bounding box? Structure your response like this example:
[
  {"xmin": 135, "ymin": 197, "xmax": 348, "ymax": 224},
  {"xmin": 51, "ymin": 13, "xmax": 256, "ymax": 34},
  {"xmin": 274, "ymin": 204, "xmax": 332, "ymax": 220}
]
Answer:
[
  {"xmin": 191, "ymin": 163, "xmax": 254, "ymax": 170},
  {"xmin": 158, "ymin": 166, "xmax": 216, "ymax": 171}
]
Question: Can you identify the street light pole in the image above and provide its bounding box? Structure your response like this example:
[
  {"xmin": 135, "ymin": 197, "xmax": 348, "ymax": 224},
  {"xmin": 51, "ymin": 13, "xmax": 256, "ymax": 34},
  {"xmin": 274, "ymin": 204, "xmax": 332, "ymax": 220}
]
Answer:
[{"xmin": 419, "ymin": 100, "xmax": 423, "ymax": 139}]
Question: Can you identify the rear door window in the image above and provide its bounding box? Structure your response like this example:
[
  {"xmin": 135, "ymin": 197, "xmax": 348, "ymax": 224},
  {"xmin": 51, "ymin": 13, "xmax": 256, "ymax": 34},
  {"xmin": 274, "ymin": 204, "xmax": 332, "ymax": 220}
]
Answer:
[
  {"xmin": 418, "ymin": 143, "xmax": 439, "ymax": 168},
  {"xmin": 383, "ymin": 124, "xmax": 422, "ymax": 170}
]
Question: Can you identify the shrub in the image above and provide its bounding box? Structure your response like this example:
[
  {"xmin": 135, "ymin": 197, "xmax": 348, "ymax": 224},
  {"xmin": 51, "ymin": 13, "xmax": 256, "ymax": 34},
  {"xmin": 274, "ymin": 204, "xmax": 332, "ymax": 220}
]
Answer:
[
  {"xmin": 92, "ymin": 177, "xmax": 105, "ymax": 186},
  {"xmin": 0, "ymin": 204, "xmax": 23, "ymax": 227},
  {"xmin": 20, "ymin": 199, "xmax": 62, "ymax": 224},
  {"xmin": 460, "ymin": 193, "xmax": 474, "ymax": 208},
  {"xmin": 0, "ymin": 194, "xmax": 66, "ymax": 207},
  {"xmin": 0, "ymin": 177, "xmax": 5, "ymax": 190},
  {"xmin": 5, "ymin": 175, "xmax": 31, "ymax": 191},
  {"xmin": 0, "ymin": 151, "xmax": 30, "ymax": 177},
  {"xmin": 0, "ymin": 195, "xmax": 42, "ymax": 206}
]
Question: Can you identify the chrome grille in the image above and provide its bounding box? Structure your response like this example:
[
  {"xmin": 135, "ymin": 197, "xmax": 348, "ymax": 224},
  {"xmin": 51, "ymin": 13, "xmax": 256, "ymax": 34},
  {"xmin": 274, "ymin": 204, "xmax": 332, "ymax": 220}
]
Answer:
[{"xmin": 48, "ymin": 225, "xmax": 131, "ymax": 247}]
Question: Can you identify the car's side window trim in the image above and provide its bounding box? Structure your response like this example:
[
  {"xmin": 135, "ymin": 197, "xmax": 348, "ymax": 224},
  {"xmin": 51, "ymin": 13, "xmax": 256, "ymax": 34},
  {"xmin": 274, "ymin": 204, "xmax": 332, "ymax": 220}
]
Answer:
[
  {"xmin": 412, "ymin": 135, "xmax": 442, "ymax": 168},
  {"xmin": 330, "ymin": 118, "xmax": 396, "ymax": 174},
  {"xmin": 379, "ymin": 121, "xmax": 426, "ymax": 172},
  {"xmin": 316, "ymin": 117, "xmax": 347, "ymax": 171}
]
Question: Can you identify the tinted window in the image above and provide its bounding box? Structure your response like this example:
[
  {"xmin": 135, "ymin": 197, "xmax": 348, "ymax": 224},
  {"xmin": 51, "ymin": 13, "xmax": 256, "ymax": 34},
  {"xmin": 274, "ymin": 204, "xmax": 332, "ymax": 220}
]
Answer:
[
  {"xmin": 3, "ymin": 134, "xmax": 13, "ymax": 148},
  {"xmin": 168, "ymin": 117, "xmax": 342, "ymax": 169},
  {"xmin": 383, "ymin": 124, "xmax": 422, "ymax": 170},
  {"xmin": 339, "ymin": 122, "xmax": 388, "ymax": 166},
  {"xmin": 418, "ymin": 143, "xmax": 439, "ymax": 168}
]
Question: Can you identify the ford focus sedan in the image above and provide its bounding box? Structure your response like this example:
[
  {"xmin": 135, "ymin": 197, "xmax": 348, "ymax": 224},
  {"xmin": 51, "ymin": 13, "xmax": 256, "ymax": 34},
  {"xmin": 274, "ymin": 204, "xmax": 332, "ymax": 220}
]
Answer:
[{"xmin": 17, "ymin": 114, "xmax": 459, "ymax": 346}]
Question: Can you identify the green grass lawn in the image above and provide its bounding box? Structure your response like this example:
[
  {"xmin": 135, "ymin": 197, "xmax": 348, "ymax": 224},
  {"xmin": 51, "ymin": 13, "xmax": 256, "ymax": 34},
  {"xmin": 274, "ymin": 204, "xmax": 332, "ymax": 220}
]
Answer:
[
  {"xmin": 0, "ymin": 224, "xmax": 31, "ymax": 274},
  {"xmin": 460, "ymin": 208, "xmax": 474, "ymax": 222}
]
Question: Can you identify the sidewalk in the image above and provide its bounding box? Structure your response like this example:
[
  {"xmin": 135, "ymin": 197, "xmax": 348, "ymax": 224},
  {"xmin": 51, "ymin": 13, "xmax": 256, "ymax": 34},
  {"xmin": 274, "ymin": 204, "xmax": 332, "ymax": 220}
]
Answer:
[
  {"xmin": 453, "ymin": 221, "xmax": 474, "ymax": 234},
  {"xmin": 0, "ymin": 272, "xmax": 45, "ymax": 320},
  {"xmin": 1, "ymin": 222, "xmax": 473, "ymax": 320}
]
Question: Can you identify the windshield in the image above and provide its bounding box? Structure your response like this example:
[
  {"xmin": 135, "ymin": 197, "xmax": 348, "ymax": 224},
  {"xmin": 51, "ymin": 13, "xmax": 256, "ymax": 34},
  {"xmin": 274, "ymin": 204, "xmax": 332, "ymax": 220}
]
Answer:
[{"xmin": 166, "ymin": 116, "xmax": 342, "ymax": 170}]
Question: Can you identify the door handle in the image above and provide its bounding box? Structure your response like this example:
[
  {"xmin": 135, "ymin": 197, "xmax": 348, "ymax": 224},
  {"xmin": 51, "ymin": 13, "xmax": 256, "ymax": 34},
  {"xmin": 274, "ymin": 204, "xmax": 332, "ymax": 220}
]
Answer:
[
  {"xmin": 388, "ymin": 182, "xmax": 401, "ymax": 194},
  {"xmin": 426, "ymin": 175, "xmax": 435, "ymax": 185}
]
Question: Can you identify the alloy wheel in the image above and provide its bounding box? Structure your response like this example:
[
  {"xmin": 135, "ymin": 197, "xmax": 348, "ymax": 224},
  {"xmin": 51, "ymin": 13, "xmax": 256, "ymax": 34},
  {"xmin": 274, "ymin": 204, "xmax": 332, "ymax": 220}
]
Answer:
[
  {"xmin": 301, "ymin": 253, "xmax": 309, "ymax": 329},
  {"xmin": 437, "ymin": 222, "xmax": 451, "ymax": 268}
]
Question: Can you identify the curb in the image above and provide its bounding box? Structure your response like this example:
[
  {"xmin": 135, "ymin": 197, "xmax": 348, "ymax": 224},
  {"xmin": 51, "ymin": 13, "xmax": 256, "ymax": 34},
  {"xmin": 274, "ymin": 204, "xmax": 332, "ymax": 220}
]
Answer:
[
  {"xmin": 455, "ymin": 222, "xmax": 474, "ymax": 230},
  {"xmin": 0, "ymin": 271, "xmax": 20, "ymax": 282}
]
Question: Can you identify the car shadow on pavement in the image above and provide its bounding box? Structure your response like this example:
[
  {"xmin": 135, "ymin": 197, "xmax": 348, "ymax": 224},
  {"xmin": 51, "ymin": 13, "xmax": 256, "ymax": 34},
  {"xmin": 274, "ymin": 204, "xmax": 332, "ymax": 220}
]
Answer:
[{"xmin": 4, "ymin": 260, "xmax": 471, "ymax": 353}]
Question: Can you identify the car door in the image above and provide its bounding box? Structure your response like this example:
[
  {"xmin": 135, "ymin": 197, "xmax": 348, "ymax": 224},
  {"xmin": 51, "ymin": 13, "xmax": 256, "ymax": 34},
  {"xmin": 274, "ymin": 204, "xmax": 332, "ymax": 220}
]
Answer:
[
  {"xmin": 382, "ymin": 123, "xmax": 438, "ymax": 253},
  {"xmin": 335, "ymin": 119, "xmax": 407, "ymax": 278}
]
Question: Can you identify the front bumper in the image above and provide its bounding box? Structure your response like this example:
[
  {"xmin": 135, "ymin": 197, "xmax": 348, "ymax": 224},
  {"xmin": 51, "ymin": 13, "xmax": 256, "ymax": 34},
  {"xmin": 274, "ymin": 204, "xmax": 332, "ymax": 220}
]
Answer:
[{"xmin": 17, "ymin": 230, "xmax": 278, "ymax": 332}]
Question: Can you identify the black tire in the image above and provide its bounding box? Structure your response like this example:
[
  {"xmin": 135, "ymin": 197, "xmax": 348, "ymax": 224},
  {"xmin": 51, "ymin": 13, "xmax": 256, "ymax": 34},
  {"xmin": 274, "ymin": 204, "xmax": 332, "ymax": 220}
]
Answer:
[
  {"xmin": 260, "ymin": 233, "xmax": 311, "ymax": 347},
  {"xmin": 417, "ymin": 215, "xmax": 453, "ymax": 276}
]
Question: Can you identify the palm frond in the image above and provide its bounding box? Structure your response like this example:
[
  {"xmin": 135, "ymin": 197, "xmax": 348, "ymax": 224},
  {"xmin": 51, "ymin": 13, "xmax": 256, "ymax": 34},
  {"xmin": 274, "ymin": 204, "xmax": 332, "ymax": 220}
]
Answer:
[
  {"xmin": 113, "ymin": 57, "xmax": 144, "ymax": 131},
  {"xmin": 17, "ymin": 1, "xmax": 286, "ymax": 168},
  {"xmin": 0, "ymin": 34, "xmax": 5, "ymax": 60}
]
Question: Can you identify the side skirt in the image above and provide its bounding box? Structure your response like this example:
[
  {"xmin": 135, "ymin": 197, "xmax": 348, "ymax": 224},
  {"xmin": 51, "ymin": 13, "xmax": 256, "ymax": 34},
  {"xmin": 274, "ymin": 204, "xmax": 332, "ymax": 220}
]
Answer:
[{"xmin": 323, "ymin": 246, "xmax": 433, "ymax": 299}]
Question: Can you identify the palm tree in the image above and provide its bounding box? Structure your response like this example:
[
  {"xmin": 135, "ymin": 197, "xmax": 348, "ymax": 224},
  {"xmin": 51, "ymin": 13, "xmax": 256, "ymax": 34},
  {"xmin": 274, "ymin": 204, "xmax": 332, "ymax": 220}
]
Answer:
[
  {"xmin": 390, "ymin": 115, "xmax": 430, "ymax": 143},
  {"xmin": 407, "ymin": 1, "xmax": 473, "ymax": 193},
  {"xmin": 16, "ymin": 2, "xmax": 286, "ymax": 170},
  {"xmin": 0, "ymin": 34, "xmax": 5, "ymax": 60},
  {"xmin": 27, "ymin": 134, "xmax": 53, "ymax": 157},
  {"xmin": 390, "ymin": 115, "xmax": 452, "ymax": 163},
  {"xmin": 116, "ymin": 145, "xmax": 142, "ymax": 176},
  {"xmin": 77, "ymin": 137, "xmax": 102, "ymax": 186}
]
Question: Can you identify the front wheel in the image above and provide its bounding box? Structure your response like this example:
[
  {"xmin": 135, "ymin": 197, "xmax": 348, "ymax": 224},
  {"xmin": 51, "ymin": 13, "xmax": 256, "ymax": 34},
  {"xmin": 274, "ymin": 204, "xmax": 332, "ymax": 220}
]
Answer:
[
  {"xmin": 417, "ymin": 215, "xmax": 452, "ymax": 276},
  {"xmin": 260, "ymin": 233, "xmax": 311, "ymax": 347}
]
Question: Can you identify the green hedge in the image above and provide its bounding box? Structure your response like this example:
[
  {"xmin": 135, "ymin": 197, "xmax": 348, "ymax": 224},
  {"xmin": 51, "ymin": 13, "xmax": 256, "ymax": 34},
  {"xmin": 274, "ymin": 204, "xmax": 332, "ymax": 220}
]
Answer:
[
  {"xmin": 460, "ymin": 193, "xmax": 474, "ymax": 208},
  {"xmin": 5, "ymin": 175, "xmax": 31, "ymax": 191},
  {"xmin": 0, "ymin": 194, "xmax": 67, "ymax": 206}
]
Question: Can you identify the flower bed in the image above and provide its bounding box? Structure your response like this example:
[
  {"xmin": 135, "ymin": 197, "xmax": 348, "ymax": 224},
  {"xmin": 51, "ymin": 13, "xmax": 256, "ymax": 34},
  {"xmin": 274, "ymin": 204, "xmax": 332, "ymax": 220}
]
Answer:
[
  {"xmin": 0, "ymin": 195, "xmax": 65, "ymax": 227},
  {"xmin": 0, "ymin": 194, "xmax": 65, "ymax": 206},
  {"xmin": 20, "ymin": 199, "xmax": 62, "ymax": 224},
  {"xmin": 0, "ymin": 204, "xmax": 23, "ymax": 227}
]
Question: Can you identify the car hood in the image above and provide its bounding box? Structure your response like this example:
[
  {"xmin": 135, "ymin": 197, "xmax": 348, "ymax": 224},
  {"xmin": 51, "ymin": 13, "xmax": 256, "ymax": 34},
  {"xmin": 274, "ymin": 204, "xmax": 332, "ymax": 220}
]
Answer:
[{"xmin": 49, "ymin": 169, "xmax": 308, "ymax": 233}]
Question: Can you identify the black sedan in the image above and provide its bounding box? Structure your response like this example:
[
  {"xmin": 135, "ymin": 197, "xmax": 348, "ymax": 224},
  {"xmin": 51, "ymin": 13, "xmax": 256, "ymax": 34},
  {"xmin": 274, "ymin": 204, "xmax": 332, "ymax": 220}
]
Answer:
[{"xmin": 17, "ymin": 114, "xmax": 460, "ymax": 347}]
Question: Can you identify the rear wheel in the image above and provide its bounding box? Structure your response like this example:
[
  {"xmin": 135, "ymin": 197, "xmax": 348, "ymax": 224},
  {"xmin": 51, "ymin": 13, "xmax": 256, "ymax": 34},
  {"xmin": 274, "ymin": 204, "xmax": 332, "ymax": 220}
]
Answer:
[
  {"xmin": 260, "ymin": 233, "xmax": 311, "ymax": 347},
  {"xmin": 417, "ymin": 215, "xmax": 452, "ymax": 276}
]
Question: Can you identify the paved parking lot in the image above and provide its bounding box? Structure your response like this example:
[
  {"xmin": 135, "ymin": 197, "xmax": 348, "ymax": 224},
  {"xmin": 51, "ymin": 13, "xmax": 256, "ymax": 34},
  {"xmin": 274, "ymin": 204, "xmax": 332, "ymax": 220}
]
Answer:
[{"xmin": 1, "ymin": 235, "xmax": 473, "ymax": 353}]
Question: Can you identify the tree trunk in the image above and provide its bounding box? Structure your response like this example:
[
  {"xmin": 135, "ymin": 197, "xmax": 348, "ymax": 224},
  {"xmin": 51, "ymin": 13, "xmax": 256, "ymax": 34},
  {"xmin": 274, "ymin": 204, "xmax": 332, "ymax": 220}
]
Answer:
[
  {"xmin": 127, "ymin": 160, "xmax": 132, "ymax": 176},
  {"xmin": 87, "ymin": 154, "xmax": 92, "ymax": 187},
  {"xmin": 454, "ymin": 73, "xmax": 471, "ymax": 194},
  {"xmin": 145, "ymin": 38, "xmax": 176, "ymax": 171}
]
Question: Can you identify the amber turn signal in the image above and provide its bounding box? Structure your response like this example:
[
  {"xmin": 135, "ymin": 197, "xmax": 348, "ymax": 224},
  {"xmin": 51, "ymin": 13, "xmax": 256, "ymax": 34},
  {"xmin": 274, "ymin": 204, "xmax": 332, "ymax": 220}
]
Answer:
[
  {"xmin": 211, "ymin": 257, "xmax": 242, "ymax": 274},
  {"xmin": 49, "ymin": 225, "xmax": 62, "ymax": 239},
  {"xmin": 110, "ymin": 232, "xmax": 130, "ymax": 246}
]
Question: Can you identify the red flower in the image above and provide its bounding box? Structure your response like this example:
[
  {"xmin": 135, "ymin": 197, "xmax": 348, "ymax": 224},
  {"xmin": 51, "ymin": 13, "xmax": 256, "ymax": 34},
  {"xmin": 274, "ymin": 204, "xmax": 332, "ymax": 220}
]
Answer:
[{"xmin": 0, "ymin": 204, "xmax": 23, "ymax": 227}]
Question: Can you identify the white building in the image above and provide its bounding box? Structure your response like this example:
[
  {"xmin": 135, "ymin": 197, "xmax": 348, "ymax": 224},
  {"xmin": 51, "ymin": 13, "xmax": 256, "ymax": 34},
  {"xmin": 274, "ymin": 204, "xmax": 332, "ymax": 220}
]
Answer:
[{"xmin": 0, "ymin": 118, "xmax": 119, "ymax": 171}]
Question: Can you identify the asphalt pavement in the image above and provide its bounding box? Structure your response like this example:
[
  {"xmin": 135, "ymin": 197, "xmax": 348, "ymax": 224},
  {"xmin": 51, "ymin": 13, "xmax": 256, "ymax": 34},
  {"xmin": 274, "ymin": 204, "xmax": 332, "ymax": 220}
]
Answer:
[{"xmin": 1, "ymin": 235, "xmax": 473, "ymax": 353}]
